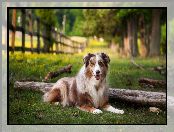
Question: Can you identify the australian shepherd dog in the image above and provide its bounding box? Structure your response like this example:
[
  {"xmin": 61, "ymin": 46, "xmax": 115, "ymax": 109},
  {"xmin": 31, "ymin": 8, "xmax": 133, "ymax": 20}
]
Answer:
[{"xmin": 43, "ymin": 53, "xmax": 124, "ymax": 114}]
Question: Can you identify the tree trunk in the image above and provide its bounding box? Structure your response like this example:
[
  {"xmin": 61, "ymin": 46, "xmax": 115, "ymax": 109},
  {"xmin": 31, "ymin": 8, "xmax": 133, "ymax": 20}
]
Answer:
[
  {"xmin": 123, "ymin": 26, "xmax": 129, "ymax": 57},
  {"xmin": 145, "ymin": 24, "xmax": 150, "ymax": 56},
  {"xmin": 126, "ymin": 19, "xmax": 132, "ymax": 57},
  {"xmin": 139, "ymin": 15, "xmax": 149, "ymax": 57},
  {"xmin": 127, "ymin": 17, "xmax": 138, "ymax": 57},
  {"xmin": 149, "ymin": 9, "xmax": 161, "ymax": 56},
  {"xmin": 131, "ymin": 17, "xmax": 138, "ymax": 57},
  {"xmin": 14, "ymin": 81, "xmax": 166, "ymax": 108},
  {"xmin": 43, "ymin": 27, "xmax": 52, "ymax": 53}
]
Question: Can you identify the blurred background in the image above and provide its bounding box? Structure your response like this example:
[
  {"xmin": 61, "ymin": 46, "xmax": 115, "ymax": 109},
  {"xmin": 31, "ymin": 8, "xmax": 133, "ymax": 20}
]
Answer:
[{"xmin": 8, "ymin": 9, "xmax": 166, "ymax": 57}]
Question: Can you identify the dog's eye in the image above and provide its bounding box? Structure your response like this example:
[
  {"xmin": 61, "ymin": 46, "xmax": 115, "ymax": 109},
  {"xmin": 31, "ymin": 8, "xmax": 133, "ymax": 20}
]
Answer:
[
  {"xmin": 98, "ymin": 61, "xmax": 104, "ymax": 67},
  {"xmin": 90, "ymin": 61, "xmax": 95, "ymax": 66}
]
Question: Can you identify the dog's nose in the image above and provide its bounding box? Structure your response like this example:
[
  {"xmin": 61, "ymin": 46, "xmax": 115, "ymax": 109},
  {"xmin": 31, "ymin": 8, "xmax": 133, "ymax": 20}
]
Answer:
[{"xmin": 96, "ymin": 70, "xmax": 100, "ymax": 74}]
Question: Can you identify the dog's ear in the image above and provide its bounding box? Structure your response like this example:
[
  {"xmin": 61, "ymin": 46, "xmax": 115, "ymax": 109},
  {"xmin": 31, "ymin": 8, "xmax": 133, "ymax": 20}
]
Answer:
[
  {"xmin": 83, "ymin": 53, "xmax": 95, "ymax": 67},
  {"xmin": 101, "ymin": 53, "xmax": 110, "ymax": 66}
]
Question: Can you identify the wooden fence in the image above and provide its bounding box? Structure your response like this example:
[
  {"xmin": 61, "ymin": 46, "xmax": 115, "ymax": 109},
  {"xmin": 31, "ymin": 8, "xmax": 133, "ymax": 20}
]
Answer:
[{"xmin": 9, "ymin": 9, "xmax": 86, "ymax": 54}]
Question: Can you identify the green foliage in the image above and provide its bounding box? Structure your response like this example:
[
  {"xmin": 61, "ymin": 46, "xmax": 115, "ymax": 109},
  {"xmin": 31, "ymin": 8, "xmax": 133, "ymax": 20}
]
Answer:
[
  {"xmin": 35, "ymin": 9, "xmax": 58, "ymax": 52},
  {"xmin": 35, "ymin": 9, "xmax": 57, "ymax": 27},
  {"xmin": 83, "ymin": 9, "xmax": 119, "ymax": 42},
  {"xmin": 9, "ymin": 39, "xmax": 166, "ymax": 124},
  {"xmin": 160, "ymin": 23, "xmax": 166, "ymax": 55},
  {"xmin": 116, "ymin": 9, "xmax": 139, "ymax": 18},
  {"xmin": 55, "ymin": 9, "xmax": 84, "ymax": 36}
]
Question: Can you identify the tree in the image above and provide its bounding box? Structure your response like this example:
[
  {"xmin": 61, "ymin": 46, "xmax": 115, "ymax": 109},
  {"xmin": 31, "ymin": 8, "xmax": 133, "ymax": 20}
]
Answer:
[
  {"xmin": 149, "ymin": 9, "xmax": 161, "ymax": 56},
  {"xmin": 138, "ymin": 10, "xmax": 151, "ymax": 57},
  {"xmin": 35, "ymin": 9, "xmax": 57, "ymax": 52},
  {"xmin": 55, "ymin": 9, "xmax": 84, "ymax": 36},
  {"xmin": 116, "ymin": 9, "xmax": 139, "ymax": 57}
]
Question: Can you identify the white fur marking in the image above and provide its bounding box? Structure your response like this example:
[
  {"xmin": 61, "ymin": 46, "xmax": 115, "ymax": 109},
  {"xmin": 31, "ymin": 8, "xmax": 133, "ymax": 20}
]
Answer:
[
  {"xmin": 43, "ymin": 92, "xmax": 49, "ymax": 102},
  {"xmin": 54, "ymin": 102, "xmax": 60, "ymax": 105},
  {"xmin": 92, "ymin": 109, "xmax": 103, "ymax": 114},
  {"xmin": 94, "ymin": 54, "xmax": 102, "ymax": 76},
  {"xmin": 105, "ymin": 106, "xmax": 124, "ymax": 114}
]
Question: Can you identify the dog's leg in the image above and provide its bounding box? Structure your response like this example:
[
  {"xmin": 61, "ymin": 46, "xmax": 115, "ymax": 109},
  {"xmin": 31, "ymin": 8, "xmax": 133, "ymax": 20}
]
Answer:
[
  {"xmin": 102, "ymin": 104, "xmax": 124, "ymax": 114},
  {"xmin": 43, "ymin": 88, "xmax": 61, "ymax": 103},
  {"xmin": 77, "ymin": 105, "xmax": 103, "ymax": 114}
]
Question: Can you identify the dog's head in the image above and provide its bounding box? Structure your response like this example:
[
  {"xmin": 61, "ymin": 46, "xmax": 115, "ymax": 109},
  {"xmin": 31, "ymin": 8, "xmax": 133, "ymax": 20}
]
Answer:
[{"xmin": 83, "ymin": 53, "xmax": 110, "ymax": 80}]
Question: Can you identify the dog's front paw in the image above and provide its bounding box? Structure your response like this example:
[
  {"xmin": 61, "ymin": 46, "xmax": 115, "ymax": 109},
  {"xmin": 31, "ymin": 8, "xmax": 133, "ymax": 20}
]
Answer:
[
  {"xmin": 92, "ymin": 109, "xmax": 103, "ymax": 114},
  {"xmin": 113, "ymin": 109, "xmax": 124, "ymax": 114},
  {"xmin": 105, "ymin": 105, "xmax": 124, "ymax": 114},
  {"xmin": 54, "ymin": 102, "xmax": 60, "ymax": 105}
]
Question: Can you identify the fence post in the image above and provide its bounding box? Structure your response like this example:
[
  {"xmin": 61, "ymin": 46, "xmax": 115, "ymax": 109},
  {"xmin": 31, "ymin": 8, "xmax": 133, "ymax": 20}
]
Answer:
[
  {"xmin": 72, "ymin": 41, "xmax": 75, "ymax": 53},
  {"xmin": 60, "ymin": 33, "xmax": 62, "ymax": 52},
  {"xmin": 11, "ymin": 9, "xmax": 17, "ymax": 53},
  {"xmin": 28, "ymin": 10, "xmax": 33, "ymax": 53},
  {"xmin": 21, "ymin": 9, "xmax": 26, "ymax": 53},
  {"xmin": 37, "ymin": 18, "xmax": 40, "ymax": 53},
  {"xmin": 56, "ymin": 34, "xmax": 58, "ymax": 54}
]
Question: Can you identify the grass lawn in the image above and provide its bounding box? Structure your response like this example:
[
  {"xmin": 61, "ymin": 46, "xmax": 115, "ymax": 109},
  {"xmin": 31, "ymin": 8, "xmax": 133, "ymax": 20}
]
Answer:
[{"xmin": 8, "ymin": 39, "xmax": 166, "ymax": 124}]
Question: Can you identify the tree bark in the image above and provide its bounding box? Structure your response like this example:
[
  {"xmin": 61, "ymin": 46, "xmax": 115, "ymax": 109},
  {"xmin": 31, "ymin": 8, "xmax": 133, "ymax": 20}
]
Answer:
[
  {"xmin": 127, "ymin": 19, "xmax": 132, "ymax": 57},
  {"xmin": 14, "ymin": 81, "xmax": 166, "ymax": 108},
  {"xmin": 131, "ymin": 16, "xmax": 138, "ymax": 57},
  {"xmin": 123, "ymin": 26, "xmax": 129, "ymax": 57},
  {"xmin": 149, "ymin": 9, "xmax": 161, "ymax": 56},
  {"xmin": 138, "ymin": 78, "xmax": 166, "ymax": 88},
  {"xmin": 127, "ymin": 17, "xmax": 138, "ymax": 57},
  {"xmin": 139, "ymin": 15, "xmax": 149, "ymax": 57}
]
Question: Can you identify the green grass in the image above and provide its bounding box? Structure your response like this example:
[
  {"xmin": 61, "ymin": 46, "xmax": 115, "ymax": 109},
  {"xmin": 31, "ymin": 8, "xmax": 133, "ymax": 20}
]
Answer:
[{"xmin": 9, "ymin": 38, "xmax": 166, "ymax": 124}]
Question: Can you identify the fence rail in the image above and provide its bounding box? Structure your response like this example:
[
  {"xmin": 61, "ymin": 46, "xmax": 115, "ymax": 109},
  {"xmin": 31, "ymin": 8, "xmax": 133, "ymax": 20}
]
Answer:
[{"xmin": 9, "ymin": 9, "xmax": 86, "ymax": 54}]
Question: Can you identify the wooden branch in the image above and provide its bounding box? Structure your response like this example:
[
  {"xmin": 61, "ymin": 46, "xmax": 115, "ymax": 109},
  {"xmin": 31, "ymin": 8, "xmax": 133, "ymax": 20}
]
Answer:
[
  {"xmin": 130, "ymin": 57, "xmax": 144, "ymax": 70},
  {"xmin": 152, "ymin": 65, "xmax": 166, "ymax": 75},
  {"xmin": 130, "ymin": 57, "xmax": 166, "ymax": 76},
  {"xmin": 14, "ymin": 81, "xmax": 166, "ymax": 108},
  {"xmin": 44, "ymin": 64, "xmax": 72, "ymax": 81},
  {"xmin": 139, "ymin": 78, "xmax": 166, "ymax": 88}
]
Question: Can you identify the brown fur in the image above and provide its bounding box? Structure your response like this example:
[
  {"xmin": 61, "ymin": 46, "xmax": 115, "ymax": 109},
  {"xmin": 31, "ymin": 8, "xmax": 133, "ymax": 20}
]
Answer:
[
  {"xmin": 101, "ymin": 53, "xmax": 110, "ymax": 67},
  {"xmin": 102, "ymin": 104, "xmax": 110, "ymax": 109},
  {"xmin": 78, "ymin": 105, "xmax": 96, "ymax": 113},
  {"xmin": 85, "ymin": 66, "xmax": 93, "ymax": 79},
  {"xmin": 100, "ymin": 97, "xmax": 109, "ymax": 108},
  {"xmin": 77, "ymin": 92, "xmax": 93, "ymax": 106},
  {"xmin": 43, "ymin": 53, "xmax": 114, "ymax": 114},
  {"xmin": 69, "ymin": 79, "xmax": 78, "ymax": 106},
  {"xmin": 83, "ymin": 53, "xmax": 95, "ymax": 67},
  {"xmin": 45, "ymin": 89, "xmax": 61, "ymax": 103}
]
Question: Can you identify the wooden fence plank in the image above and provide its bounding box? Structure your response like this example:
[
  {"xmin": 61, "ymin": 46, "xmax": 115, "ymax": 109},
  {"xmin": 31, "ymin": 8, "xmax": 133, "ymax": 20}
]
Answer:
[
  {"xmin": 28, "ymin": 11, "xmax": 33, "ymax": 53},
  {"xmin": 37, "ymin": 18, "xmax": 40, "ymax": 53},
  {"xmin": 21, "ymin": 9, "xmax": 26, "ymax": 53},
  {"xmin": 11, "ymin": 9, "xmax": 16, "ymax": 53},
  {"xmin": 9, "ymin": 9, "xmax": 85, "ymax": 54}
]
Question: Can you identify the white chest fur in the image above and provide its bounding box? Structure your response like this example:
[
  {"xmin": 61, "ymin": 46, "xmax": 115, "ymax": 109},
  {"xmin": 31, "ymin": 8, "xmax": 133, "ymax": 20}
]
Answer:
[
  {"xmin": 76, "ymin": 65, "xmax": 107, "ymax": 108},
  {"xmin": 86, "ymin": 78, "xmax": 105, "ymax": 108}
]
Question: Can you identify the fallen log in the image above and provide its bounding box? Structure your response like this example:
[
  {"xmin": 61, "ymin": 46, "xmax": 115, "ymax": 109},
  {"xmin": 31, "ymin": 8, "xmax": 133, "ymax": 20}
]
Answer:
[
  {"xmin": 138, "ymin": 78, "xmax": 166, "ymax": 88},
  {"xmin": 109, "ymin": 88, "xmax": 166, "ymax": 108},
  {"xmin": 152, "ymin": 65, "xmax": 166, "ymax": 75},
  {"xmin": 14, "ymin": 81, "xmax": 166, "ymax": 108},
  {"xmin": 44, "ymin": 64, "xmax": 72, "ymax": 81}
]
